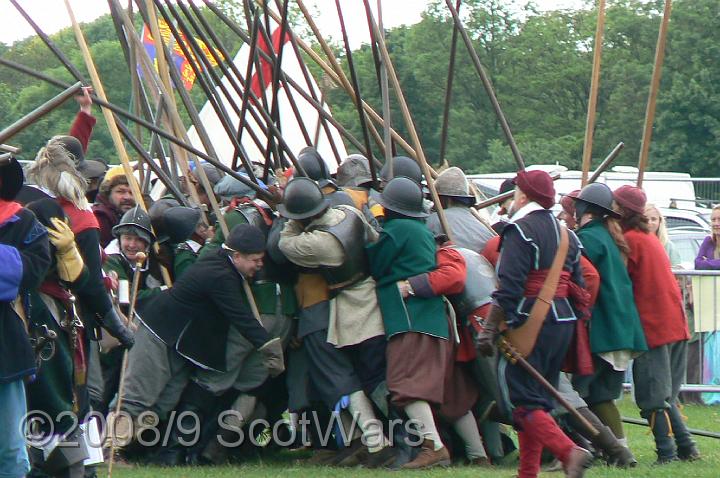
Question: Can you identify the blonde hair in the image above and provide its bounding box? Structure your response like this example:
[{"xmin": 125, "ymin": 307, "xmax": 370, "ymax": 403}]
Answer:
[
  {"xmin": 645, "ymin": 203, "xmax": 669, "ymax": 247},
  {"xmin": 26, "ymin": 140, "xmax": 89, "ymax": 210}
]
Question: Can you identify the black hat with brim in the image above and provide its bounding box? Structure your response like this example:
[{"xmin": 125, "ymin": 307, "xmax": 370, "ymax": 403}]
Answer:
[
  {"xmin": 0, "ymin": 157, "xmax": 24, "ymax": 200},
  {"xmin": 77, "ymin": 159, "xmax": 108, "ymax": 180}
]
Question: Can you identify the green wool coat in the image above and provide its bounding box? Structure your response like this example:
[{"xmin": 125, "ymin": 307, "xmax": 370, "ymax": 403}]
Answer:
[
  {"xmin": 200, "ymin": 208, "xmax": 298, "ymax": 316},
  {"xmin": 577, "ymin": 220, "xmax": 648, "ymax": 354},
  {"xmin": 366, "ymin": 218, "xmax": 448, "ymax": 339}
]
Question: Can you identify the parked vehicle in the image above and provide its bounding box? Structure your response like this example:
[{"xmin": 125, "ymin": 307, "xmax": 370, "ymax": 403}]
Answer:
[{"xmin": 668, "ymin": 228, "xmax": 707, "ymax": 270}]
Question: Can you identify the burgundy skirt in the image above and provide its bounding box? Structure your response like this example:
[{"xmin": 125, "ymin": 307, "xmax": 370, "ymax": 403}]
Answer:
[{"xmin": 386, "ymin": 318, "xmax": 479, "ymax": 421}]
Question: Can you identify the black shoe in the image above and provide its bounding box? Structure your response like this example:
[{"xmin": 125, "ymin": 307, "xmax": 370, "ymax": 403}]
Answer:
[{"xmin": 678, "ymin": 444, "xmax": 701, "ymax": 461}]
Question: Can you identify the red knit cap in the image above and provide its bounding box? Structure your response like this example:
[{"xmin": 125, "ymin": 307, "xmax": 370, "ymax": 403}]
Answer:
[
  {"xmin": 515, "ymin": 170, "xmax": 555, "ymax": 209},
  {"xmin": 560, "ymin": 189, "xmax": 581, "ymax": 216},
  {"xmin": 613, "ymin": 185, "xmax": 646, "ymax": 214}
]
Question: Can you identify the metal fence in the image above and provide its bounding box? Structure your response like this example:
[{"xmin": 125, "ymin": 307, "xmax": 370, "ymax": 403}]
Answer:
[{"xmin": 624, "ymin": 270, "xmax": 720, "ymax": 400}]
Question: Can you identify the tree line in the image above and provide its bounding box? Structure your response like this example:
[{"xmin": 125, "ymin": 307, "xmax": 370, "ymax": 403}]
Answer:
[{"xmin": 1, "ymin": 0, "xmax": 718, "ymax": 177}]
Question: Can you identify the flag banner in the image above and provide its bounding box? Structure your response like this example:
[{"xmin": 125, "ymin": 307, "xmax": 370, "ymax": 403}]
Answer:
[
  {"xmin": 186, "ymin": 21, "xmax": 346, "ymax": 173},
  {"xmin": 141, "ymin": 19, "xmax": 225, "ymax": 91}
]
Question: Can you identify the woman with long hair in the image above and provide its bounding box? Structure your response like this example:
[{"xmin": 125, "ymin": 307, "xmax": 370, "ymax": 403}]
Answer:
[
  {"xmin": 645, "ymin": 203, "xmax": 681, "ymax": 266},
  {"xmin": 695, "ymin": 205, "xmax": 720, "ymax": 269},
  {"xmin": 613, "ymin": 185, "xmax": 698, "ymax": 464},
  {"xmin": 570, "ymin": 183, "xmax": 647, "ymax": 467}
]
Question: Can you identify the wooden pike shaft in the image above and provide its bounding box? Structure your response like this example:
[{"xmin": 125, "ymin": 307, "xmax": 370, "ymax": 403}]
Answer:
[
  {"xmin": 588, "ymin": 142, "xmax": 624, "ymax": 183},
  {"xmin": 140, "ymin": 0, "xmax": 225, "ymax": 234},
  {"xmin": 0, "ymin": 56, "xmax": 269, "ymax": 199},
  {"xmin": 248, "ymin": 0, "xmax": 428, "ymax": 170},
  {"xmin": 439, "ymin": 0, "xmax": 462, "ymax": 165},
  {"xmin": 64, "ymin": 1, "xmax": 143, "ymax": 209},
  {"xmin": 291, "ymin": 0, "xmax": 387, "ymax": 155},
  {"xmin": 366, "ymin": 10, "xmax": 454, "ymax": 240},
  {"xmin": 373, "ymin": 0, "xmax": 394, "ymax": 165},
  {"xmin": 581, "ymin": 0, "xmax": 606, "ymax": 187},
  {"xmin": 637, "ymin": 0, "xmax": 672, "ymax": 188},
  {"xmin": 444, "ymin": 0, "xmax": 525, "ymax": 171},
  {"xmin": 335, "ymin": 0, "xmax": 378, "ymax": 184},
  {"xmin": 0, "ymin": 82, "xmax": 82, "ymax": 144}
]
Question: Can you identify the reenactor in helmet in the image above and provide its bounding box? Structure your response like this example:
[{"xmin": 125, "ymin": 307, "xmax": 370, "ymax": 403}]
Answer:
[
  {"xmin": 370, "ymin": 156, "xmax": 427, "ymax": 222},
  {"xmin": 366, "ymin": 177, "xmax": 454, "ymax": 469},
  {"xmin": 427, "ymin": 166, "xmax": 495, "ymax": 253},
  {"xmin": 104, "ymin": 205, "xmax": 164, "ymax": 309},
  {"xmin": 297, "ymin": 146, "xmax": 355, "ymax": 208},
  {"xmin": 565, "ymin": 183, "xmax": 644, "ymax": 467},
  {"xmin": 278, "ymin": 177, "xmax": 396, "ymax": 467},
  {"xmin": 335, "ymin": 154, "xmax": 382, "ymax": 229}
]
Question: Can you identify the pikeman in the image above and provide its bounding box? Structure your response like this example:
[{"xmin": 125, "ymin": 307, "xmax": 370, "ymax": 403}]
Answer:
[
  {"xmin": 297, "ymin": 146, "xmax": 355, "ymax": 208},
  {"xmin": 366, "ymin": 177, "xmax": 452, "ymax": 469},
  {"xmin": 475, "ymin": 170, "xmax": 593, "ymax": 478},
  {"xmin": 613, "ymin": 185, "xmax": 699, "ymax": 463},
  {"xmin": 104, "ymin": 206, "xmax": 164, "ymax": 307},
  {"xmin": 426, "ymin": 166, "xmax": 495, "ymax": 253},
  {"xmin": 570, "ymin": 183, "xmax": 646, "ymax": 466},
  {"xmin": 335, "ymin": 154, "xmax": 382, "ymax": 228},
  {"xmin": 0, "ymin": 157, "xmax": 51, "ymax": 478},
  {"xmin": 278, "ymin": 177, "xmax": 395, "ymax": 468}
]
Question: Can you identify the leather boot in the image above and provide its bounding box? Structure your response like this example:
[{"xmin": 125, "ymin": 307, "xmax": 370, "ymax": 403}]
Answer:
[
  {"xmin": 667, "ymin": 403, "xmax": 700, "ymax": 461},
  {"xmin": 644, "ymin": 409, "xmax": 677, "ymax": 464},
  {"xmin": 400, "ymin": 439, "xmax": 451, "ymax": 469},
  {"xmin": 571, "ymin": 407, "xmax": 637, "ymax": 467},
  {"xmin": 563, "ymin": 447, "xmax": 593, "ymax": 478}
]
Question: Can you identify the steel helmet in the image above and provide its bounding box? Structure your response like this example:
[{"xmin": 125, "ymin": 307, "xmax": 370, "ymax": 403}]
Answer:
[
  {"xmin": 379, "ymin": 177, "xmax": 428, "ymax": 218},
  {"xmin": 380, "ymin": 156, "xmax": 423, "ymax": 185},
  {"xmin": 162, "ymin": 206, "xmax": 202, "ymax": 244},
  {"xmin": 277, "ymin": 177, "xmax": 330, "ymax": 220},
  {"xmin": 112, "ymin": 205, "xmax": 155, "ymax": 244},
  {"xmin": 574, "ymin": 183, "xmax": 620, "ymax": 219},
  {"xmin": 336, "ymin": 154, "xmax": 373, "ymax": 188},
  {"xmin": 297, "ymin": 146, "xmax": 333, "ymax": 188}
]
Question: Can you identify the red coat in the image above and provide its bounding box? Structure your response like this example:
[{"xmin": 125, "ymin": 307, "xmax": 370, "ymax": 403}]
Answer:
[
  {"xmin": 624, "ymin": 229, "xmax": 690, "ymax": 348},
  {"xmin": 580, "ymin": 255, "xmax": 600, "ymax": 307},
  {"xmin": 69, "ymin": 111, "xmax": 96, "ymax": 152},
  {"xmin": 481, "ymin": 235, "xmax": 501, "ymax": 269}
]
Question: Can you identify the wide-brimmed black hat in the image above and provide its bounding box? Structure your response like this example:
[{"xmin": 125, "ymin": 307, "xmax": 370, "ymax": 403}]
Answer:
[{"xmin": 0, "ymin": 156, "xmax": 24, "ymax": 200}]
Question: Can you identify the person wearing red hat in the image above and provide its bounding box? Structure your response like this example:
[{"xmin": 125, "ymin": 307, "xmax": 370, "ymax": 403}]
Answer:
[
  {"xmin": 476, "ymin": 170, "xmax": 593, "ymax": 478},
  {"xmin": 613, "ymin": 185, "xmax": 698, "ymax": 464}
]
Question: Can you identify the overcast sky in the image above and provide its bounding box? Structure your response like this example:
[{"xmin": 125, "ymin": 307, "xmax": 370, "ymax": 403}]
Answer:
[{"xmin": 0, "ymin": 0, "xmax": 588, "ymax": 47}]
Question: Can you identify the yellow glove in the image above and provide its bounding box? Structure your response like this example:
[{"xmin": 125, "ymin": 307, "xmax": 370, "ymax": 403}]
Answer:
[
  {"xmin": 48, "ymin": 217, "xmax": 84, "ymax": 282},
  {"xmin": 48, "ymin": 218, "xmax": 76, "ymax": 253}
]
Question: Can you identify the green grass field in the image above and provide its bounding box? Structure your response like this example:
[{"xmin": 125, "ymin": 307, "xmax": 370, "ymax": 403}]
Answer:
[{"xmin": 101, "ymin": 395, "xmax": 720, "ymax": 477}]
